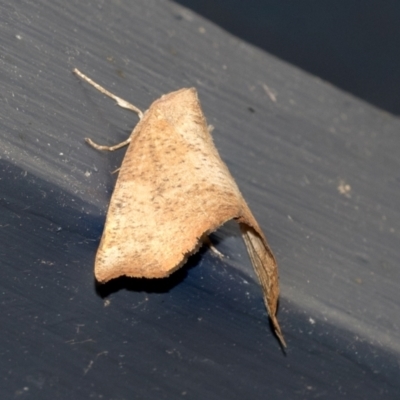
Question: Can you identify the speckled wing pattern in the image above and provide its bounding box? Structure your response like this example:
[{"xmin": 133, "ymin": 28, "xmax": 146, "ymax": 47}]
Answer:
[{"xmin": 90, "ymin": 87, "xmax": 285, "ymax": 346}]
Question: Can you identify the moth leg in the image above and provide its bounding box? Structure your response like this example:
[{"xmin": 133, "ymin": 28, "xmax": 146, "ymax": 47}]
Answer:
[
  {"xmin": 73, "ymin": 68, "xmax": 144, "ymax": 119},
  {"xmin": 85, "ymin": 137, "xmax": 131, "ymax": 152},
  {"xmin": 74, "ymin": 68, "xmax": 144, "ymax": 151},
  {"xmin": 203, "ymin": 235, "xmax": 224, "ymax": 258}
]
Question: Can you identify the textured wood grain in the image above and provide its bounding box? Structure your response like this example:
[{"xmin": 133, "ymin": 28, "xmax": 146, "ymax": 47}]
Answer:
[{"xmin": 74, "ymin": 69, "xmax": 285, "ymax": 346}]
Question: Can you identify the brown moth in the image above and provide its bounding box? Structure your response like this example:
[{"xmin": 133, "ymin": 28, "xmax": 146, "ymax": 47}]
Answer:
[{"xmin": 73, "ymin": 69, "xmax": 286, "ymax": 347}]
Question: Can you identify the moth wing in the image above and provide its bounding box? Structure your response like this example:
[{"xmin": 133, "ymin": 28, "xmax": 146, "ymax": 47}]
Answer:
[
  {"xmin": 94, "ymin": 88, "xmax": 245, "ymax": 281},
  {"xmin": 240, "ymin": 224, "xmax": 286, "ymax": 347}
]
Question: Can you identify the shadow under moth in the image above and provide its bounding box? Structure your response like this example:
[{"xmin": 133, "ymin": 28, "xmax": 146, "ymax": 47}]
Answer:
[{"xmin": 73, "ymin": 68, "xmax": 286, "ymax": 347}]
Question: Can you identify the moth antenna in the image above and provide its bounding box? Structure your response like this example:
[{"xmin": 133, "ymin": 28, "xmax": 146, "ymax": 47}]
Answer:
[{"xmin": 73, "ymin": 68, "xmax": 144, "ymax": 119}]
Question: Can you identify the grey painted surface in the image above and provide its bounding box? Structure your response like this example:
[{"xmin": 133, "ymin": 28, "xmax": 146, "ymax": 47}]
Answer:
[{"xmin": 1, "ymin": 0, "xmax": 399, "ymax": 398}]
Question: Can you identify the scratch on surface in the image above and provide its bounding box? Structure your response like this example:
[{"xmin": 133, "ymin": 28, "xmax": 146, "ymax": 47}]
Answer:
[
  {"xmin": 84, "ymin": 351, "xmax": 108, "ymax": 375},
  {"xmin": 66, "ymin": 339, "xmax": 95, "ymax": 345},
  {"xmin": 262, "ymin": 83, "xmax": 277, "ymax": 102},
  {"xmin": 132, "ymin": 297, "xmax": 149, "ymax": 310}
]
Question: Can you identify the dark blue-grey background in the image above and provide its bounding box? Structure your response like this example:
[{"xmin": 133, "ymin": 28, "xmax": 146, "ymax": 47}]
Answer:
[
  {"xmin": 1, "ymin": 1, "xmax": 399, "ymax": 399},
  {"xmin": 176, "ymin": 0, "xmax": 400, "ymax": 115}
]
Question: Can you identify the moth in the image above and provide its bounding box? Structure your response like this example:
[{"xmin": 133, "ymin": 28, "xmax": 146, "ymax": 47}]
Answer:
[{"xmin": 74, "ymin": 69, "xmax": 286, "ymax": 347}]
